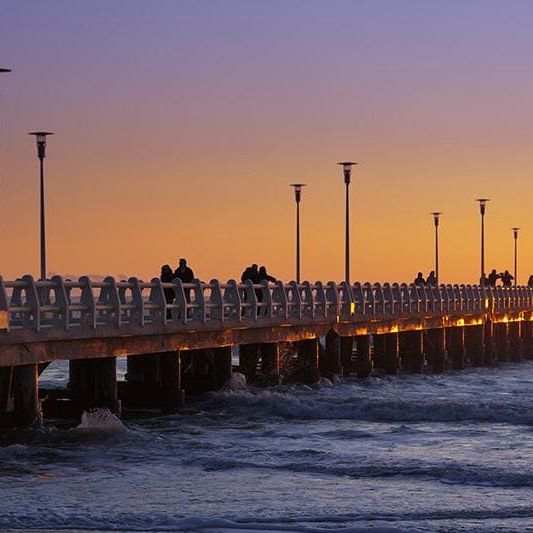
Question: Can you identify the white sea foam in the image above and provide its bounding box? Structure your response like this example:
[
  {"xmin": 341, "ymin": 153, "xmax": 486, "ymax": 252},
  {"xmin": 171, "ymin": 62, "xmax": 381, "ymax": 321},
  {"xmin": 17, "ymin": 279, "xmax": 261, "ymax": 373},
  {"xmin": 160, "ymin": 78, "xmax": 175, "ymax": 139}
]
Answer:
[
  {"xmin": 222, "ymin": 372, "xmax": 248, "ymax": 392},
  {"xmin": 76, "ymin": 408, "xmax": 127, "ymax": 431}
]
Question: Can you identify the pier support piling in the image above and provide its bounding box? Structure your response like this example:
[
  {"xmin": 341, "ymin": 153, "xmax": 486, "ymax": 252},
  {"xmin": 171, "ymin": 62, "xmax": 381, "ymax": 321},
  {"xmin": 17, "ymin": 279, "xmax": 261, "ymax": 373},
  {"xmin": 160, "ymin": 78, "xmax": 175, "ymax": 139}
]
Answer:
[
  {"xmin": 239, "ymin": 344, "xmax": 260, "ymax": 383},
  {"xmin": 522, "ymin": 321, "xmax": 533, "ymax": 359},
  {"xmin": 494, "ymin": 322, "xmax": 510, "ymax": 363},
  {"xmin": 447, "ymin": 327, "xmax": 465, "ymax": 370},
  {"xmin": 354, "ymin": 335, "xmax": 373, "ymax": 378},
  {"xmin": 339, "ymin": 336, "xmax": 354, "ymax": 376},
  {"xmin": 295, "ymin": 338, "xmax": 320, "ymax": 383},
  {"xmin": 260, "ymin": 343, "xmax": 280, "ymax": 380},
  {"xmin": 0, "ymin": 364, "xmax": 39, "ymax": 429},
  {"xmin": 125, "ymin": 351, "xmax": 184, "ymax": 409},
  {"xmin": 483, "ymin": 320, "xmax": 497, "ymax": 366},
  {"xmin": 399, "ymin": 330, "xmax": 424, "ymax": 373},
  {"xmin": 322, "ymin": 331, "xmax": 343, "ymax": 378},
  {"xmin": 383, "ymin": 332, "xmax": 400, "ymax": 374},
  {"xmin": 69, "ymin": 357, "xmax": 120, "ymax": 415},
  {"xmin": 465, "ymin": 325, "xmax": 485, "ymax": 367},
  {"xmin": 159, "ymin": 351, "xmax": 185, "ymax": 412},
  {"xmin": 372, "ymin": 334, "xmax": 386, "ymax": 371},
  {"xmin": 508, "ymin": 321, "xmax": 523, "ymax": 362},
  {"xmin": 213, "ymin": 347, "xmax": 233, "ymax": 388},
  {"xmin": 425, "ymin": 329, "xmax": 446, "ymax": 373}
]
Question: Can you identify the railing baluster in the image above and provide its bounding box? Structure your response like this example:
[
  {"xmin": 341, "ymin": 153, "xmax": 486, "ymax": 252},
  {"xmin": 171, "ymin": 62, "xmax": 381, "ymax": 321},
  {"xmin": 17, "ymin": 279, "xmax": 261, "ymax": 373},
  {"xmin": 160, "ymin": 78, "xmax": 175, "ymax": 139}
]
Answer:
[
  {"xmin": 209, "ymin": 279, "xmax": 224, "ymax": 322},
  {"xmin": 223, "ymin": 279, "xmax": 241, "ymax": 321},
  {"xmin": 21, "ymin": 275, "xmax": 40, "ymax": 331},
  {"xmin": 51, "ymin": 275, "xmax": 69, "ymax": 329},
  {"xmin": 128, "ymin": 277, "xmax": 145, "ymax": 326},
  {"xmin": 148, "ymin": 278, "xmax": 167, "ymax": 325},
  {"xmin": 272, "ymin": 281, "xmax": 288, "ymax": 320}
]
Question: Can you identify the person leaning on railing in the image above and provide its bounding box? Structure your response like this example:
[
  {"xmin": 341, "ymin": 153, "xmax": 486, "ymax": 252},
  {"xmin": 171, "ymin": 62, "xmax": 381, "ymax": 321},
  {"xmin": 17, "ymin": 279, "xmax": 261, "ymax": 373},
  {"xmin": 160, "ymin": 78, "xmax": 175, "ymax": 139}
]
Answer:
[{"xmin": 174, "ymin": 258, "xmax": 195, "ymax": 303}]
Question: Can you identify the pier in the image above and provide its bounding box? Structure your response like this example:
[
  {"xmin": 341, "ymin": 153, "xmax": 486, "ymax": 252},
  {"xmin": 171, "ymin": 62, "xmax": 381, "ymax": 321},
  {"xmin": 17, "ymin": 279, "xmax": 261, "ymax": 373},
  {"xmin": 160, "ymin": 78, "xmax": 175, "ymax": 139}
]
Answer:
[{"xmin": 1, "ymin": 274, "xmax": 533, "ymax": 431}]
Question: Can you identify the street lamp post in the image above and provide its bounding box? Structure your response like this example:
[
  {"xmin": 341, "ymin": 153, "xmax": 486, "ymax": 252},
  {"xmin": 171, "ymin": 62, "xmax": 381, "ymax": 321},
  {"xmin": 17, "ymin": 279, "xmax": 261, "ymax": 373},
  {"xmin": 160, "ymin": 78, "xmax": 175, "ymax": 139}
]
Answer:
[
  {"xmin": 431, "ymin": 212, "xmax": 442, "ymax": 284},
  {"xmin": 290, "ymin": 183, "xmax": 306, "ymax": 283},
  {"xmin": 512, "ymin": 227, "xmax": 520, "ymax": 286},
  {"xmin": 476, "ymin": 198, "xmax": 490, "ymax": 286},
  {"xmin": 337, "ymin": 161, "xmax": 357, "ymax": 284},
  {"xmin": 29, "ymin": 132, "xmax": 54, "ymax": 280},
  {"xmin": 0, "ymin": 69, "xmax": 11, "ymax": 273}
]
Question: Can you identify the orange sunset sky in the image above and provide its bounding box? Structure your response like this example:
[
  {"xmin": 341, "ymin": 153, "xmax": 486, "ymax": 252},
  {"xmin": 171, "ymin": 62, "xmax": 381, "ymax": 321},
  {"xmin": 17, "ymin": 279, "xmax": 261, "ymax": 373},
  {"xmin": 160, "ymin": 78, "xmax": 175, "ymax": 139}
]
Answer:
[{"xmin": 1, "ymin": 0, "xmax": 533, "ymax": 284}]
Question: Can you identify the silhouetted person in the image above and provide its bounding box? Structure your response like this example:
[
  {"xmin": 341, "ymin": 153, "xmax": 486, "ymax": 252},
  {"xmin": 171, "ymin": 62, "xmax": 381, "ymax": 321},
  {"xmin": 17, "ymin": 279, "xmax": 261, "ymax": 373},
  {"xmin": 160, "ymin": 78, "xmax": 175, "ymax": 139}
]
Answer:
[
  {"xmin": 160, "ymin": 264, "xmax": 174, "ymax": 319},
  {"xmin": 501, "ymin": 270, "xmax": 514, "ymax": 287},
  {"xmin": 426, "ymin": 271, "xmax": 437, "ymax": 286},
  {"xmin": 487, "ymin": 269, "xmax": 500, "ymax": 287},
  {"xmin": 174, "ymin": 258, "xmax": 195, "ymax": 302},
  {"xmin": 241, "ymin": 264, "xmax": 259, "ymax": 283},
  {"xmin": 414, "ymin": 272, "xmax": 425, "ymax": 286},
  {"xmin": 160, "ymin": 264, "xmax": 175, "ymax": 304},
  {"xmin": 255, "ymin": 266, "xmax": 277, "ymax": 307},
  {"xmin": 258, "ymin": 266, "xmax": 276, "ymax": 283}
]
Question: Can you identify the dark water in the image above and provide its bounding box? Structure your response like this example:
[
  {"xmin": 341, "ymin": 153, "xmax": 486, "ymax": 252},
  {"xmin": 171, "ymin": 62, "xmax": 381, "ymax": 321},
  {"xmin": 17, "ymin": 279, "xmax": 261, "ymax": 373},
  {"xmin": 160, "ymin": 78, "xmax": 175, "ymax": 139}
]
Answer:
[{"xmin": 2, "ymin": 361, "xmax": 533, "ymax": 532}]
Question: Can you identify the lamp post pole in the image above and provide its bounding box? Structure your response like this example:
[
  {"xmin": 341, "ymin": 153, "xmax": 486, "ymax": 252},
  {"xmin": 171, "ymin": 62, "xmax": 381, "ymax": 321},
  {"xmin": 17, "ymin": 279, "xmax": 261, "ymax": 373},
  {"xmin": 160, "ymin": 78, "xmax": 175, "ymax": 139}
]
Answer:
[
  {"xmin": 29, "ymin": 132, "xmax": 54, "ymax": 280},
  {"xmin": 290, "ymin": 184, "xmax": 306, "ymax": 283},
  {"xmin": 0, "ymin": 69, "xmax": 11, "ymax": 273},
  {"xmin": 512, "ymin": 227, "xmax": 520, "ymax": 286},
  {"xmin": 476, "ymin": 199, "xmax": 489, "ymax": 286},
  {"xmin": 431, "ymin": 212, "xmax": 442, "ymax": 284},
  {"xmin": 338, "ymin": 161, "xmax": 357, "ymax": 284}
]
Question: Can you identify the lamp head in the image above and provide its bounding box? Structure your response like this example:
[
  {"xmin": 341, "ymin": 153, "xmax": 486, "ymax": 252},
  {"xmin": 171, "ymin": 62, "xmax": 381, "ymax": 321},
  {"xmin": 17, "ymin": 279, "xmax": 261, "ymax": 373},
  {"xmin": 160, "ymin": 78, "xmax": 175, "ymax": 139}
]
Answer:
[
  {"xmin": 290, "ymin": 183, "xmax": 306, "ymax": 202},
  {"xmin": 476, "ymin": 198, "xmax": 490, "ymax": 215},
  {"xmin": 0, "ymin": 68, "xmax": 11, "ymax": 73},
  {"xmin": 512, "ymin": 227, "xmax": 520, "ymax": 238},
  {"xmin": 29, "ymin": 131, "xmax": 54, "ymax": 145},
  {"xmin": 431, "ymin": 212, "xmax": 442, "ymax": 226},
  {"xmin": 29, "ymin": 131, "xmax": 54, "ymax": 159},
  {"xmin": 337, "ymin": 161, "xmax": 357, "ymax": 184}
]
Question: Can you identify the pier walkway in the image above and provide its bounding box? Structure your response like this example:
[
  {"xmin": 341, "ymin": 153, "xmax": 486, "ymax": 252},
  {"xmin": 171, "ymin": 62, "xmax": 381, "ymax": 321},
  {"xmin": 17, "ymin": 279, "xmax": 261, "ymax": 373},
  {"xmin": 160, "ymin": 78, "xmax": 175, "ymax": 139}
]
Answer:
[{"xmin": 1, "ymin": 275, "xmax": 533, "ymax": 431}]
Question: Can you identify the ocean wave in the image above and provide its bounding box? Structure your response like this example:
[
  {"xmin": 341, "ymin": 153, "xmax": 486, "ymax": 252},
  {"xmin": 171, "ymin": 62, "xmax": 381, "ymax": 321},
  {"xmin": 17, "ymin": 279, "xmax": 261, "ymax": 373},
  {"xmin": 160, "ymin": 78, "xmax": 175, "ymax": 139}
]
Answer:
[
  {"xmin": 202, "ymin": 386, "xmax": 533, "ymax": 425},
  {"xmin": 3, "ymin": 507, "xmax": 533, "ymax": 531},
  {"xmin": 181, "ymin": 455, "xmax": 533, "ymax": 488}
]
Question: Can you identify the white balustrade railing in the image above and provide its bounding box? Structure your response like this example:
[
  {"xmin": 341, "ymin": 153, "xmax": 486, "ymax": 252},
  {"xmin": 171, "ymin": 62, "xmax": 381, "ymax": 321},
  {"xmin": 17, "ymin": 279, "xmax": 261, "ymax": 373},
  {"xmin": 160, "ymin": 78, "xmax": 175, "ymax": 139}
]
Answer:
[{"xmin": 1, "ymin": 275, "xmax": 532, "ymax": 333}]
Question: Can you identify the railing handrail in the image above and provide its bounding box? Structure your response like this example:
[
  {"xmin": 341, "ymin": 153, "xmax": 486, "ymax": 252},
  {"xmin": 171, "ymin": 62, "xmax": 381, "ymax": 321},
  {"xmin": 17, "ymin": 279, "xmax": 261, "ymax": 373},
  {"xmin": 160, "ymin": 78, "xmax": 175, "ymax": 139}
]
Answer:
[{"xmin": 1, "ymin": 275, "xmax": 532, "ymax": 334}]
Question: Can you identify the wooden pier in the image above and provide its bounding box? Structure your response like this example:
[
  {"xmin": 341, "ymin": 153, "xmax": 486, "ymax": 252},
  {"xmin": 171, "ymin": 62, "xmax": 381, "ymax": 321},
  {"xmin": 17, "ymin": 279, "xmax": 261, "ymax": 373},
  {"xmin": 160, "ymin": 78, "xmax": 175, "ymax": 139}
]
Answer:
[{"xmin": 1, "ymin": 275, "xmax": 533, "ymax": 431}]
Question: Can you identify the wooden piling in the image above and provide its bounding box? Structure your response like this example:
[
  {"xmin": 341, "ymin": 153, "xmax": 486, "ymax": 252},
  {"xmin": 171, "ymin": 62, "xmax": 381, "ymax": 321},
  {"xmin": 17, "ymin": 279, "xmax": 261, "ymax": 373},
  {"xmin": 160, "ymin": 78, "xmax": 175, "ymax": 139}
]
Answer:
[
  {"xmin": 239, "ymin": 344, "xmax": 260, "ymax": 383},
  {"xmin": 493, "ymin": 322, "xmax": 510, "ymax": 363},
  {"xmin": 372, "ymin": 334, "xmax": 386, "ymax": 370},
  {"xmin": 399, "ymin": 330, "xmax": 424, "ymax": 373},
  {"xmin": 425, "ymin": 329, "xmax": 446, "ymax": 373},
  {"xmin": 447, "ymin": 327, "xmax": 465, "ymax": 370},
  {"xmin": 508, "ymin": 321, "xmax": 523, "ymax": 362},
  {"xmin": 465, "ymin": 324, "xmax": 485, "ymax": 366},
  {"xmin": 0, "ymin": 364, "xmax": 40, "ymax": 430},
  {"xmin": 339, "ymin": 336, "xmax": 354, "ymax": 376},
  {"xmin": 213, "ymin": 347, "xmax": 233, "ymax": 388},
  {"xmin": 69, "ymin": 357, "xmax": 120, "ymax": 415},
  {"xmin": 322, "ymin": 331, "xmax": 343, "ymax": 378},
  {"xmin": 123, "ymin": 354, "xmax": 159, "ymax": 409},
  {"xmin": 295, "ymin": 338, "xmax": 320, "ymax": 383},
  {"xmin": 483, "ymin": 320, "xmax": 497, "ymax": 366},
  {"xmin": 159, "ymin": 351, "xmax": 185, "ymax": 412},
  {"xmin": 521, "ymin": 320, "xmax": 533, "ymax": 359},
  {"xmin": 354, "ymin": 335, "xmax": 373, "ymax": 378},
  {"xmin": 383, "ymin": 332, "xmax": 400, "ymax": 374},
  {"xmin": 260, "ymin": 343, "xmax": 280, "ymax": 378}
]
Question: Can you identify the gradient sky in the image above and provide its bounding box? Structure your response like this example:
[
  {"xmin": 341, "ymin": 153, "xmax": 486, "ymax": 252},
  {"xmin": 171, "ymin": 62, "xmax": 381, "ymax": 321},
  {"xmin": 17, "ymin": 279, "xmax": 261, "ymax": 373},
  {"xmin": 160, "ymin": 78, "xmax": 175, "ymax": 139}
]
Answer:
[{"xmin": 2, "ymin": 0, "xmax": 533, "ymax": 284}]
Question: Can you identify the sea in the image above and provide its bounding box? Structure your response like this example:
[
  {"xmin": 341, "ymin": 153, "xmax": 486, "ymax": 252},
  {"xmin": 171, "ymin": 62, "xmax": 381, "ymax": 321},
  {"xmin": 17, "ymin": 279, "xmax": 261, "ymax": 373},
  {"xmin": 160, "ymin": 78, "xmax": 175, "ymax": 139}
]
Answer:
[{"xmin": 2, "ymin": 359, "xmax": 533, "ymax": 532}]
